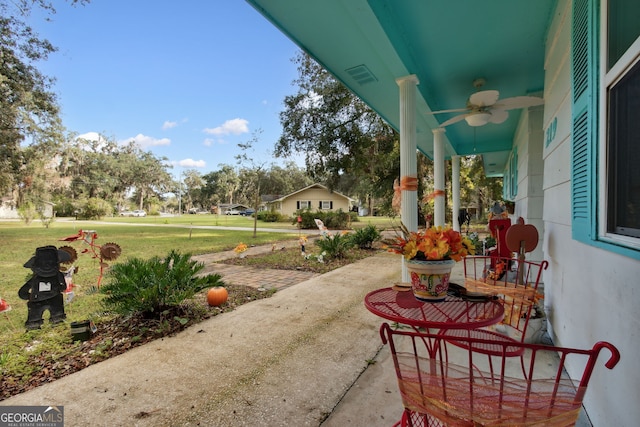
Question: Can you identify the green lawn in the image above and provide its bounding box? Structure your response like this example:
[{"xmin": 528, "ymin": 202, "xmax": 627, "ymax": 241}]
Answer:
[
  {"xmin": 0, "ymin": 219, "xmax": 299, "ymax": 335},
  {"xmin": 102, "ymin": 212, "xmax": 400, "ymax": 229},
  {"xmin": 0, "ymin": 215, "xmax": 398, "ymax": 336}
]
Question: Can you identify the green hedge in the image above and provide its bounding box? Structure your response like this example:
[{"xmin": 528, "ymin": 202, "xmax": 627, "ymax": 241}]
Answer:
[{"xmin": 292, "ymin": 209, "xmax": 357, "ymax": 230}]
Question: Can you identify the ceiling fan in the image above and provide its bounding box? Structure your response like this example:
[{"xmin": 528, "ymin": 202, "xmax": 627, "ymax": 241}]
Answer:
[{"xmin": 429, "ymin": 78, "xmax": 544, "ymax": 128}]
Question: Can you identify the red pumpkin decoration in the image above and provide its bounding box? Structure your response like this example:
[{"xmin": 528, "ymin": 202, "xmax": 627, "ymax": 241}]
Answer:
[{"xmin": 207, "ymin": 287, "xmax": 228, "ymax": 307}]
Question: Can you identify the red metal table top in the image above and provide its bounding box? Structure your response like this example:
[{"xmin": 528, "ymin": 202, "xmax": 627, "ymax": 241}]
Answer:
[{"xmin": 364, "ymin": 287, "xmax": 504, "ymax": 330}]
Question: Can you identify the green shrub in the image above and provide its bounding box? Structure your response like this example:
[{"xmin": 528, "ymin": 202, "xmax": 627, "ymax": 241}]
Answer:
[
  {"xmin": 323, "ymin": 209, "xmax": 351, "ymax": 229},
  {"xmin": 77, "ymin": 197, "xmax": 113, "ymax": 220},
  {"xmin": 52, "ymin": 197, "xmax": 76, "ymax": 217},
  {"xmin": 294, "ymin": 209, "xmax": 352, "ymax": 230},
  {"xmin": 483, "ymin": 235, "xmax": 497, "ymax": 253},
  {"xmin": 294, "ymin": 210, "xmax": 322, "ymax": 229},
  {"xmin": 350, "ymin": 224, "xmax": 381, "ymax": 249},
  {"xmin": 257, "ymin": 210, "xmax": 285, "ymax": 222},
  {"xmin": 17, "ymin": 201, "xmax": 37, "ymax": 225},
  {"xmin": 315, "ymin": 231, "xmax": 354, "ymax": 260},
  {"xmin": 101, "ymin": 250, "xmax": 224, "ymax": 318}
]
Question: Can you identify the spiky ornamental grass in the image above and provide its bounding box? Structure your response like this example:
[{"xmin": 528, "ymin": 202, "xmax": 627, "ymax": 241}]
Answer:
[{"xmin": 101, "ymin": 250, "xmax": 224, "ymax": 318}]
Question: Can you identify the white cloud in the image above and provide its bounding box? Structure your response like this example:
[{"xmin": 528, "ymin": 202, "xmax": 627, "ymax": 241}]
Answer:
[
  {"xmin": 122, "ymin": 134, "xmax": 171, "ymax": 148},
  {"xmin": 177, "ymin": 158, "xmax": 206, "ymax": 168},
  {"xmin": 162, "ymin": 121, "xmax": 177, "ymax": 130},
  {"xmin": 76, "ymin": 131, "xmax": 104, "ymax": 142},
  {"xmin": 203, "ymin": 118, "xmax": 249, "ymax": 136},
  {"xmin": 74, "ymin": 132, "xmax": 110, "ymax": 150}
]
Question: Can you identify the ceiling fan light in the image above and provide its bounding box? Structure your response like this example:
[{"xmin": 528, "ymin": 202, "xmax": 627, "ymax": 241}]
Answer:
[{"xmin": 465, "ymin": 111, "xmax": 492, "ymax": 126}]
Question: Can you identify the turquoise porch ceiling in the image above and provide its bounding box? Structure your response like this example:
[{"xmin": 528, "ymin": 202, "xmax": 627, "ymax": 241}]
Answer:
[{"xmin": 246, "ymin": 0, "xmax": 556, "ymax": 176}]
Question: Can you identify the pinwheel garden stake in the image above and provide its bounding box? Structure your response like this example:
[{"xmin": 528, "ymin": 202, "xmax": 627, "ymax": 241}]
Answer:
[{"xmin": 59, "ymin": 230, "xmax": 122, "ymax": 288}]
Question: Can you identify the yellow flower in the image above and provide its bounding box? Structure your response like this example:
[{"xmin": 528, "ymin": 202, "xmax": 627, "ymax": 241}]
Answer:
[
  {"xmin": 402, "ymin": 240, "xmax": 418, "ymax": 260},
  {"xmin": 382, "ymin": 222, "xmax": 475, "ymax": 262}
]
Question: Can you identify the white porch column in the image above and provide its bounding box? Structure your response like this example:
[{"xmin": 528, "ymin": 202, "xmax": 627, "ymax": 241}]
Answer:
[
  {"xmin": 396, "ymin": 75, "xmax": 419, "ymax": 231},
  {"xmin": 433, "ymin": 128, "xmax": 446, "ymax": 227},
  {"xmin": 452, "ymin": 155, "xmax": 461, "ymax": 232},
  {"xmin": 397, "ymin": 75, "xmax": 419, "ymax": 283}
]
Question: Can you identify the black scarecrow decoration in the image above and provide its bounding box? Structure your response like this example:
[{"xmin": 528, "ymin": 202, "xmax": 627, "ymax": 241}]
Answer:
[{"xmin": 18, "ymin": 246, "xmax": 72, "ymax": 330}]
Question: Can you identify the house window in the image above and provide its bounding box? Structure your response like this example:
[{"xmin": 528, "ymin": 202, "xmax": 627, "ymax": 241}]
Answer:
[
  {"xmin": 603, "ymin": 0, "xmax": 640, "ymax": 240},
  {"xmin": 297, "ymin": 200, "xmax": 311, "ymax": 209},
  {"xmin": 571, "ymin": 0, "xmax": 640, "ymax": 257},
  {"xmin": 320, "ymin": 201, "xmax": 333, "ymax": 210},
  {"xmin": 502, "ymin": 149, "xmax": 518, "ymax": 201}
]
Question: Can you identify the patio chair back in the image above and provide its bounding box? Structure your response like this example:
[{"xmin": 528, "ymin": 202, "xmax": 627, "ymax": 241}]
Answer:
[
  {"xmin": 463, "ymin": 255, "xmax": 548, "ymax": 343},
  {"xmin": 381, "ymin": 323, "xmax": 620, "ymax": 426}
]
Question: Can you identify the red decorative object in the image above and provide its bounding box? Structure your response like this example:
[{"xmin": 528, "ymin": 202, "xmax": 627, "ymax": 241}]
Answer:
[
  {"xmin": 58, "ymin": 230, "xmax": 121, "ymax": 288},
  {"xmin": 380, "ymin": 323, "xmax": 619, "ymax": 426},
  {"xmin": 488, "ymin": 218, "xmax": 512, "ymax": 264},
  {"xmin": 207, "ymin": 287, "xmax": 228, "ymax": 307}
]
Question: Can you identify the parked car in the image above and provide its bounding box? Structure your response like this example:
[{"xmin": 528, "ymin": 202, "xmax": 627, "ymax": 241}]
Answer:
[
  {"xmin": 225, "ymin": 209, "xmax": 241, "ymax": 215},
  {"xmin": 120, "ymin": 209, "xmax": 146, "ymax": 217},
  {"xmin": 240, "ymin": 209, "xmax": 255, "ymax": 217}
]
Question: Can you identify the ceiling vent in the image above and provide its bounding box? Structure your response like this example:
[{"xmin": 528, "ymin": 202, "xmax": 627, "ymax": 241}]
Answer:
[{"xmin": 345, "ymin": 64, "xmax": 377, "ymax": 85}]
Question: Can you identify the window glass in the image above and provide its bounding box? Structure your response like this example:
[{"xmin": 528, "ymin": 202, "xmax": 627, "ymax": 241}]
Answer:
[
  {"xmin": 299, "ymin": 201, "xmax": 310, "ymax": 209},
  {"xmin": 607, "ymin": 59, "xmax": 640, "ymax": 237},
  {"xmin": 607, "ymin": 0, "xmax": 640, "ymax": 70},
  {"xmin": 321, "ymin": 201, "xmax": 331, "ymax": 210}
]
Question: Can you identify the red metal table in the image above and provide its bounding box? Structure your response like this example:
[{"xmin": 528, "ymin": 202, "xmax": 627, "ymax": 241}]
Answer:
[
  {"xmin": 365, "ymin": 287, "xmax": 506, "ymax": 427},
  {"xmin": 364, "ymin": 287, "xmax": 504, "ymax": 330}
]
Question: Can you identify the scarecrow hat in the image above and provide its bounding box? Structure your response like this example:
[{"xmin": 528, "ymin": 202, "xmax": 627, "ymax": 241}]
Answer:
[{"xmin": 23, "ymin": 245, "xmax": 72, "ymax": 276}]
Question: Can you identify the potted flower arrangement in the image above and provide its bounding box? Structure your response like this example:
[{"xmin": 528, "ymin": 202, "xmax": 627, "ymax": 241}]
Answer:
[
  {"xmin": 234, "ymin": 242, "xmax": 248, "ymax": 258},
  {"xmin": 384, "ymin": 223, "xmax": 475, "ymax": 302}
]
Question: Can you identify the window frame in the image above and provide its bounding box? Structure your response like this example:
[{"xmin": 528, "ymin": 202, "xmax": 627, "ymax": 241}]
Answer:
[
  {"xmin": 298, "ymin": 200, "xmax": 311, "ymax": 210},
  {"xmin": 598, "ymin": 0, "xmax": 640, "ymax": 249},
  {"xmin": 320, "ymin": 201, "xmax": 332, "ymax": 210}
]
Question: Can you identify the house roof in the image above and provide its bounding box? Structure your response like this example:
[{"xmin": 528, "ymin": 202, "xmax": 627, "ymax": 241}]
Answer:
[
  {"xmin": 269, "ymin": 183, "xmax": 354, "ymax": 203},
  {"xmin": 245, "ymin": 0, "xmax": 555, "ymax": 176}
]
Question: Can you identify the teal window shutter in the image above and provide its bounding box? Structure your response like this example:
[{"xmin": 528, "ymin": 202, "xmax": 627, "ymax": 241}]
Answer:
[{"xmin": 571, "ymin": 0, "xmax": 599, "ymax": 242}]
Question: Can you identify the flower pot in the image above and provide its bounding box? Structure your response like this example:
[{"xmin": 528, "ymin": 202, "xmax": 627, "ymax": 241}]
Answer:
[
  {"xmin": 70, "ymin": 320, "xmax": 93, "ymax": 342},
  {"xmin": 406, "ymin": 259, "xmax": 455, "ymax": 302}
]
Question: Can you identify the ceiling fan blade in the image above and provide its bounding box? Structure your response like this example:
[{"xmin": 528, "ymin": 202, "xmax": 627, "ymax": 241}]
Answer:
[
  {"xmin": 488, "ymin": 109, "xmax": 509, "ymax": 124},
  {"xmin": 469, "ymin": 90, "xmax": 499, "ymax": 107},
  {"xmin": 493, "ymin": 96, "xmax": 544, "ymax": 111},
  {"xmin": 427, "ymin": 108, "xmax": 469, "ymax": 115},
  {"xmin": 439, "ymin": 114, "xmax": 469, "ymax": 127}
]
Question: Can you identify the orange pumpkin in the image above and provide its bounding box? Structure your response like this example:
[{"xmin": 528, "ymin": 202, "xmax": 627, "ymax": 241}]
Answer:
[{"xmin": 207, "ymin": 287, "xmax": 228, "ymax": 307}]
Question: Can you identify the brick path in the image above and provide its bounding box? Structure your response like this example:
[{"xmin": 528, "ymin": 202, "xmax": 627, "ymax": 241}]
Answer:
[{"xmin": 191, "ymin": 238, "xmax": 319, "ymax": 291}]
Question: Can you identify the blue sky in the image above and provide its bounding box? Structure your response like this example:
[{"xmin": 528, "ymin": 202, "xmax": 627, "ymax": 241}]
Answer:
[{"xmin": 28, "ymin": 1, "xmax": 301, "ymax": 177}]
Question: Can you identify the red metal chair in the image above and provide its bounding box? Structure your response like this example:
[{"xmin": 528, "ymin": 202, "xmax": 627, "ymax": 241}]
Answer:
[
  {"xmin": 381, "ymin": 323, "xmax": 620, "ymax": 427},
  {"xmin": 440, "ymin": 255, "xmax": 548, "ymax": 377}
]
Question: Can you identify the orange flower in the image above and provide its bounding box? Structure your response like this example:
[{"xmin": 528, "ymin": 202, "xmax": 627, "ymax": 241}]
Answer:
[{"xmin": 383, "ymin": 223, "xmax": 475, "ymax": 262}]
